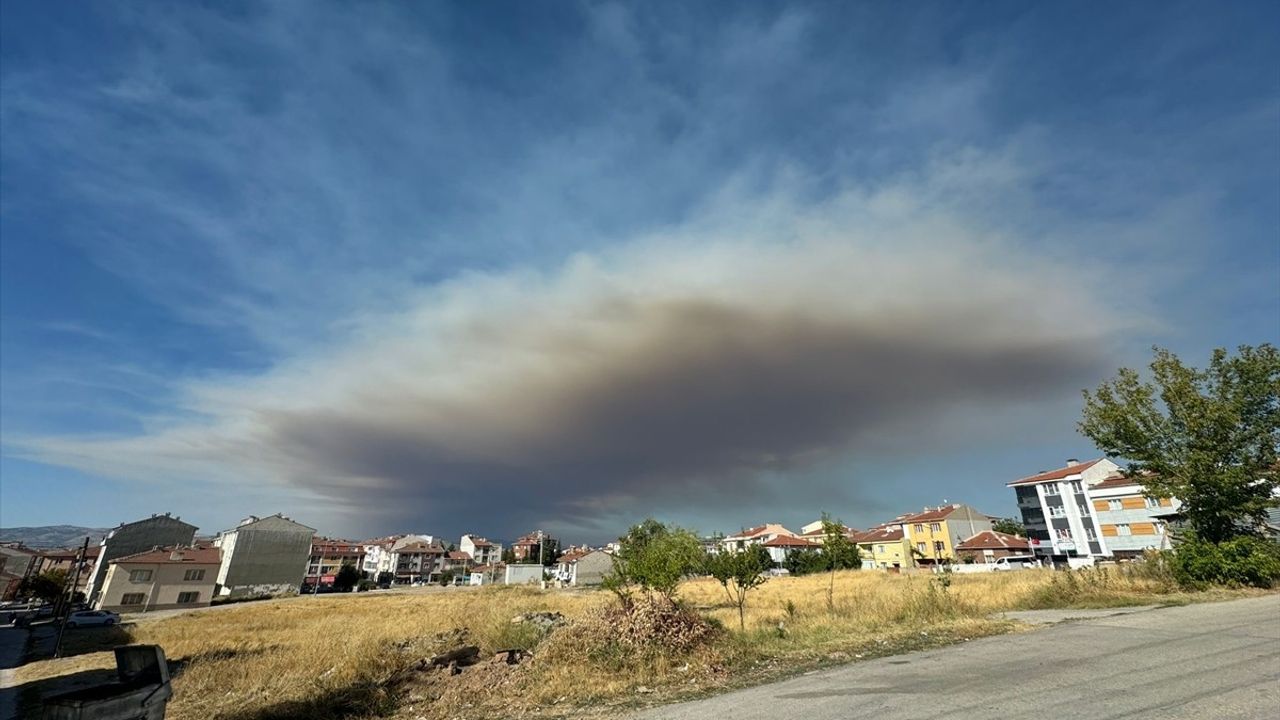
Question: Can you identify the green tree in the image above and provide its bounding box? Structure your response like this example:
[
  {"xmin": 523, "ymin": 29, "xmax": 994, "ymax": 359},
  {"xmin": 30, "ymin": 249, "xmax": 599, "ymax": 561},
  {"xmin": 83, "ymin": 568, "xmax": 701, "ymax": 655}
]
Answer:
[
  {"xmin": 500, "ymin": 547, "xmax": 516, "ymax": 564},
  {"xmin": 706, "ymin": 544, "xmax": 771, "ymax": 631},
  {"xmin": 333, "ymin": 563, "xmax": 361, "ymax": 592},
  {"xmin": 992, "ymin": 518, "xmax": 1026, "ymax": 537},
  {"xmin": 533, "ymin": 538, "xmax": 561, "ymax": 567},
  {"xmin": 783, "ymin": 549, "xmax": 827, "ymax": 575},
  {"xmin": 603, "ymin": 519, "xmax": 704, "ymax": 604},
  {"xmin": 18, "ymin": 569, "xmax": 67, "ymax": 604},
  {"xmin": 1080, "ymin": 345, "xmax": 1280, "ymax": 543},
  {"xmin": 819, "ymin": 514, "xmax": 860, "ymax": 613}
]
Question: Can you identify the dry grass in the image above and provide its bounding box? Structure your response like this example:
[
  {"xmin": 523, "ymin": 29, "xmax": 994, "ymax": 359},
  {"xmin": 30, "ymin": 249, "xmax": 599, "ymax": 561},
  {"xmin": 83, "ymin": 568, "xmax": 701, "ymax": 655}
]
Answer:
[{"xmin": 11, "ymin": 568, "xmax": 1262, "ymax": 720}]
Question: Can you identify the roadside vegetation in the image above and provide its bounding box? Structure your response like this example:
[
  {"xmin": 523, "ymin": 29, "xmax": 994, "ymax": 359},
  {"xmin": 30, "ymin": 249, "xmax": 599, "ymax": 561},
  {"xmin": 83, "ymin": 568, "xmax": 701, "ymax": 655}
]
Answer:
[{"xmin": 12, "ymin": 560, "xmax": 1267, "ymax": 720}]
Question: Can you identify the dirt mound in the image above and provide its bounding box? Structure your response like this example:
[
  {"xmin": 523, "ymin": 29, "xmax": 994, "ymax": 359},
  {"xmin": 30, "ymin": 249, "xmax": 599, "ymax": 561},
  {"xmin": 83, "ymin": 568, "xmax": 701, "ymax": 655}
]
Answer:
[{"xmin": 540, "ymin": 596, "xmax": 720, "ymax": 663}]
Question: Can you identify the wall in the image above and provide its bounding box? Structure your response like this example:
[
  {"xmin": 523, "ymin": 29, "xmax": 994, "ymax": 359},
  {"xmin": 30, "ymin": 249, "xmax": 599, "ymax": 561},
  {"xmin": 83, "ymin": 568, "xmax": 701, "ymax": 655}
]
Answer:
[
  {"xmin": 216, "ymin": 517, "xmax": 313, "ymax": 597},
  {"xmin": 98, "ymin": 560, "xmax": 219, "ymax": 612},
  {"xmin": 571, "ymin": 552, "xmax": 613, "ymax": 586},
  {"xmin": 85, "ymin": 516, "xmax": 198, "ymax": 603},
  {"xmin": 504, "ymin": 564, "xmax": 544, "ymax": 585}
]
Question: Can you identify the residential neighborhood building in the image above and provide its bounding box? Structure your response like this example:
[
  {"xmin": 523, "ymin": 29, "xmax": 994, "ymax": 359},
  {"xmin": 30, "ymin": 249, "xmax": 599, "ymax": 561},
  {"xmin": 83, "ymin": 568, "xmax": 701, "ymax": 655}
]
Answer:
[
  {"xmin": 897, "ymin": 504, "xmax": 994, "ymax": 564},
  {"xmin": 1087, "ymin": 473, "xmax": 1179, "ymax": 558},
  {"xmin": 504, "ymin": 563, "xmax": 545, "ymax": 585},
  {"xmin": 1008, "ymin": 458, "xmax": 1120, "ymax": 561},
  {"xmin": 721, "ymin": 524, "xmax": 798, "ymax": 552},
  {"xmin": 360, "ymin": 536, "xmax": 401, "ymax": 582},
  {"xmin": 955, "ymin": 530, "xmax": 1031, "ymax": 564},
  {"xmin": 760, "ymin": 535, "xmax": 818, "ymax": 565},
  {"xmin": 553, "ymin": 548, "xmax": 612, "ymax": 586},
  {"xmin": 85, "ymin": 513, "xmax": 199, "ymax": 604},
  {"xmin": 459, "ymin": 534, "xmax": 500, "ymax": 566},
  {"xmin": 96, "ymin": 544, "xmax": 221, "ymax": 613},
  {"xmin": 212, "ymin": 514, "xmax": 316, "ymax": 598},
  {"xmin": 389, "ymin": 540, "xmax": 446, "ymax": 584},
  {"xmin": 0, "ymin": 544, "xmax": 40, "ymax": 600},
  {"xmin": 852, "ymin": 526, "xmax": 913, "ymax": 570},
  {"xmin": 33, "ymin": 545, "xmax": 100, "ymax": 597},
  {"xmin": 305, "ymin": 538, "xmax": 366, "ymax": 590},
  {"xmin": 511, "ymin": 531, "xmax": 553, "ymax": 562}
]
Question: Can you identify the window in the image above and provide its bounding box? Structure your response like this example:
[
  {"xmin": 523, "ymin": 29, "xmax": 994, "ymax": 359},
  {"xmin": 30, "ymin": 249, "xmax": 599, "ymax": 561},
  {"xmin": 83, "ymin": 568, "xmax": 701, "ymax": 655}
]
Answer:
[
  {"xmin": 183, "ymin": 569, "xmax": 205, "ymax": 582},
  {"xmin": 1056, "ymin": 529, "xmax": 1073, "ymax": 540},
  {"xmin": 916, "ymin": 542, "xmax": 927, "ymax": 554},
  {"xmin": 913, "ymin": 524, "xmax": 924, "ymax": 533},
  {"xmin": 876, "ymin": 545, "xmax": 885, "ymax": 554},
  {"xmin": 933, "ymin": 541, "xmax": 945, "ymax": 555},
  {"xmin": 930, "ymin": 523, "xmax": 941, "ymax": 532},
  {"xmin": 128, "ymin": 569, "xmax": 152, "ymax": 583},
  {"xmin": 1069, "ymin": 481, "xmax": 1083, "ymax": 494},
  {"xmin": 1116, "ymin": 524, "xmax": 1132, "ymax": 536},
  {"xmin": 1078, "ymin": 504, "xmax": 1090, "ymax": 517},
  {"xmin": 1043, "ymin": 483, "xmax": 1060, "ymax": 496},
  {"xmin": 177, "ymin": 591, "xmax": 200, "ymax": 604},
  {"xmin": 1084, "ymin": 527, "xmax": 1097, "ymax": 541},
  {"xmin": 121, "ymin": 593, "xmax": 145, "ymax": 606},
  {"xmin": 1145, "ymin": 497, "xmax": 1161, "ymax": 509},
  {"xmin": 1108, "ymin": 499, "xmax": 1122, "ymax": 511},
  {"xmin": 1049, "ymin": 506, "xmax": 1066, "ymax": 518}
]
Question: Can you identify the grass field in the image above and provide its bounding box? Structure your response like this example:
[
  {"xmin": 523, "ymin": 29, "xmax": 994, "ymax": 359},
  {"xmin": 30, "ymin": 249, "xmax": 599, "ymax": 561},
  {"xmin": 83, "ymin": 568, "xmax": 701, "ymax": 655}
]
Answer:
[{"xmin": 11, "ymin": 566, "xmax": 1261, "ymax": 720}]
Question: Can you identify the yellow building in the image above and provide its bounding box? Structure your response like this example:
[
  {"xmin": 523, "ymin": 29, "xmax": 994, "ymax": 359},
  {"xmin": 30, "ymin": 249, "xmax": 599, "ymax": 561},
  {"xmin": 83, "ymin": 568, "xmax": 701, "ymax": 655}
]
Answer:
[
  {"xmin": 897, "ymin": 504, "xmax": 993, "ymax": 564},
  {"xmin": 853, "ymin": 526, "xmax": 914, "ymax": 570}
]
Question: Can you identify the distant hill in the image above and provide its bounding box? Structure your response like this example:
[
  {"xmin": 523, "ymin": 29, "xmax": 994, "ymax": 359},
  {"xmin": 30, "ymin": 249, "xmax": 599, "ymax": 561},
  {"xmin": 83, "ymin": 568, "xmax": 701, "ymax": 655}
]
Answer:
[{"xmin": 0, "ymin": 525, "xmax": 109, "ymax": 548}]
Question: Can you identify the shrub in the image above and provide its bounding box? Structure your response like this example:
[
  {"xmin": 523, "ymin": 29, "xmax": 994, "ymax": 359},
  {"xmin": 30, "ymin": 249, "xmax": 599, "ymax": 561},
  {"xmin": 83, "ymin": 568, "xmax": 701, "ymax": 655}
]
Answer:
[
  {"xmin": 603, "ymin": 519, "xmax": 705, "ymax": 604},
  {"xmin": 1170, "ymin": 535, "xmax": 1280, "ymax": 589}
]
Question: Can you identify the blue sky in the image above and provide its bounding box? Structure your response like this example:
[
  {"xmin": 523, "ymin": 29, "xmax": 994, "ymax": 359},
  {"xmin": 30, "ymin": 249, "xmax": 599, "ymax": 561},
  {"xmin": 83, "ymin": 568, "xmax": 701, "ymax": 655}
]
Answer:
[{"xmin": 2, "ymin": 1, "xmax": 1277, "ymax": 543}]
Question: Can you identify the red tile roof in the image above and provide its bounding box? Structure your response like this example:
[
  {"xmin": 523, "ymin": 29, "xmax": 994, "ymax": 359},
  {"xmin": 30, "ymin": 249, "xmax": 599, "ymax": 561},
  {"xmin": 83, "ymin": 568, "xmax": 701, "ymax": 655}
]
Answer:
[
  {"xmin": 762, "ymin": 536, "xmax": 818, "ymax": 548},
  {"xmin": 897, "ymin": 505, "xmax": 965, "ymax": 524},
  {"xmin": 852, "ymin": 527, "xmax": 905, "ymax": 543},
  {"xmin": 112, "ymin": 544, "xmax": 222, "ymax": 565},
  {"xmin": 1090, "ymin": 472, "xmax": 1149, "ymax": 491},
  {"xmin": 955, "ymin": 531, "xmax": 1030, "ymax": 552},
  {"xmin": 1007, "ymin": 459, "xmax": 1106, "ymax": 487}
]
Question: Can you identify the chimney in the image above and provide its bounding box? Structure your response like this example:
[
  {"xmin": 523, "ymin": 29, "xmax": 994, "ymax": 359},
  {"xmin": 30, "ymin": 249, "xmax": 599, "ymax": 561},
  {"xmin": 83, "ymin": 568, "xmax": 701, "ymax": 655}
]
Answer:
[{"xmin": 1066, "ymin": 458, "xmax": 1080, "ymax": 467}]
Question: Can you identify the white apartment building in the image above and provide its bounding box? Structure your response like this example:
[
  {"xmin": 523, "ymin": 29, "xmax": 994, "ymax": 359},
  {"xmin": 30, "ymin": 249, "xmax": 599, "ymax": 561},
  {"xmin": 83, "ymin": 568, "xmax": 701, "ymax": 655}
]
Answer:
[
  {"xmin": 1087, "ymin": 474, "xmax": 1180, "ymax": 557},
  {"xmin": 1008, "ymin": 458, "xmax": 1119, "ymax": 560},
  {"xmin": 460, "ymin": 535, "xmax": 501, "ymax": 566}
]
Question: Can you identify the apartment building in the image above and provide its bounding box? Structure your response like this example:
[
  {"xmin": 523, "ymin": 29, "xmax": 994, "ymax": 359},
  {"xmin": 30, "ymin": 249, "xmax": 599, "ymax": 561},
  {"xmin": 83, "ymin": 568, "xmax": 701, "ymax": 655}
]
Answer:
[
  {"xmin": 1008, "ymin": 458, "xmax": 1119, "ymax": 561},
  {"xmin": 898, "ymin": 504, "xmax": 993, "ymax": 564},
  {"xmin": 852, "ymin": 526, "xmax": 913, "ymax": 570},
  {"xmin": 389, "ymin": 540, "xmax": 446, "ymax": 584},
  {"xmin": 305, "ymin": 539, "xmax": 366, "ymax": 590},
  {"xmin": 212, "ymin": 514, "xmax": 316, "ymax": 598},
  {"xmin": 34, "ymin": 545, "xmax": 100, "ymax": 597},
  {"xmin": 85, "ymin": 513, "xmax": 199, "ymax": 604},
  {"xmin": 459, "ymin": 535, "xmax": 501, "ymax": 566},
  {"xmin": 97, "ymin": 544, "xmax": 221, "ymax": 613},
  {"xmin": 721, "ymin": 524, "xmax": 797, "ymax": 552},
  {"xmin": 1087, "ymin": 473, "xmax": 1179, "ymax": 558}
]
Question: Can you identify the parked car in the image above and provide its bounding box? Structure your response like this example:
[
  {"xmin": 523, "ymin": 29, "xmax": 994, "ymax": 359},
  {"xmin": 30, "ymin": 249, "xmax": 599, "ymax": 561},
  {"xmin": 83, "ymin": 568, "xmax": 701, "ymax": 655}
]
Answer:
[
  {"xmin": 65, "ymin": 610, "xmax": 121, "ymax": 627},
  {"xmin": 993, "ymin": 555, "xmax": 1038, "ymax": 571}
]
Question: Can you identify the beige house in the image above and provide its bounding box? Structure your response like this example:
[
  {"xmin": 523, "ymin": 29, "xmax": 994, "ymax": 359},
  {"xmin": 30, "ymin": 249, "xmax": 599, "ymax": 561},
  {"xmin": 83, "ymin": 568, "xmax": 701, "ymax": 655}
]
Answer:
[{"xmin": 97, "ymin": 545, "xmax": 221, "ymax": 613}]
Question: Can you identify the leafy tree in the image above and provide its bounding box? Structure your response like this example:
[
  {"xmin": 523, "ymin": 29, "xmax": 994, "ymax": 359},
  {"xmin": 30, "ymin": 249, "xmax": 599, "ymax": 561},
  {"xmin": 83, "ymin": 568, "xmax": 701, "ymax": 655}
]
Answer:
[
  {"xmin": 439, "ymin": 570, "xmax": 455, "ymax": 587},
  {"xmin": 501, "ymin": 547, "xmax": 516, "ymax": 564},
  {"xmin": 819, "ymin": 514, "xmax": 860, "ymax": 613},
  {"xmin": 333, "ymin": 563, "xmax": 361, "ymax": 592},
  {"xmin": 706, "ymin": 544, "xmax": 771, "ymax": 631},
  {"xmin": 532, "ymin": 538, "xmax": 561, "ymax": 567},
  {"xmin": 1080, "ymin": 345, "xmax": 1280, "ymax": 543},
  {"xmin": 783, "ymin": 549, "xmax": 827, "ymax": 576},
  {"xmin": 992, "ymin": 518, "xmax": 1026, "ymax": 537},
  {"xmin": 603, "ymin": 519, "xmax": 704, "ymax": 604},
  {"xmin": 19, "ymin": 570, "xmax": 67, "ymax": 604}
]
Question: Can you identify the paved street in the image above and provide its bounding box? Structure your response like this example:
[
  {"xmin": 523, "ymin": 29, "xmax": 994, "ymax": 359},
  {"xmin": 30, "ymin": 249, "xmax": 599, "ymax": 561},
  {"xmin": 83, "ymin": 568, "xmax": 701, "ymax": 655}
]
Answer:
[{"xmin": 633, "ymin": 595, "xmax": 1280, "ymax": 720}]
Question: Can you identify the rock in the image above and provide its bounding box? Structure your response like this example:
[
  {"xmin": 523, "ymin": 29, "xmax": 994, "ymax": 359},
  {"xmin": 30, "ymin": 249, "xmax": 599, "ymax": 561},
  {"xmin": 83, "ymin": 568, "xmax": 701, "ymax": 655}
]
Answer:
[
  {"xmin": 493, "ymin": 648, "xmax": 530, "ymax": 665},
  {"xmin": 428, "ymin": 645, "xmax": 481, "ymax": 669},
  {"xmin": 510, "ymin": 611, "xmax": 565, "ymax": 631},
  {"xmin": 636, "ymin": 686, "xmax": 654, "ymax": 694}
]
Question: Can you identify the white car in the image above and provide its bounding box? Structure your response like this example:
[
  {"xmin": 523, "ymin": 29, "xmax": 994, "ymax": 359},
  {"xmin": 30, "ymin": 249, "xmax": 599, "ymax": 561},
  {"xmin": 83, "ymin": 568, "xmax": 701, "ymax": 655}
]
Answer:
[
  {"xmin": 993, "ymin": 555, "xmax": 1038, "ymax": 571},
  {"xmin": 65, "ymin": 610, "xmax": 121, "ymax": 627}
]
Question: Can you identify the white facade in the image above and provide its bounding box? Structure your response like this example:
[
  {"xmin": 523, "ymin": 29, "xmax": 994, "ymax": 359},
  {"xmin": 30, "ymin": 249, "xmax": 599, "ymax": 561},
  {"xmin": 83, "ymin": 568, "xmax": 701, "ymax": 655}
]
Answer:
[
  {"xmin": 460, "ymin": 535, "xmax": 501, "ymax": 566},
  {"xmin": 1012, "ymin": 459, "xmax": 1118, "ymax": 560},
  {"xmin": 504, "ymin": 564, "xmax": 544, "ymax": 585}
]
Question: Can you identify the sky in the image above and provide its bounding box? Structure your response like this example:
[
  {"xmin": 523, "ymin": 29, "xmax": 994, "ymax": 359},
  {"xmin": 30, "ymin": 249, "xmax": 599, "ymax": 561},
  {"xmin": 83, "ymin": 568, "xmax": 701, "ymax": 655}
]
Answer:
[{"xmin": 1, "ymin": 1, "xmax": 1277, "ymax": 544}]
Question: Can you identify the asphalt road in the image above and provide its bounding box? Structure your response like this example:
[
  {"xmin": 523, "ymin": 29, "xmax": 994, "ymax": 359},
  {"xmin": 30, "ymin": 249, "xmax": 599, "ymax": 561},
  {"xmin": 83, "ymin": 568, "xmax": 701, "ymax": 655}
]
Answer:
[{"xmin": 633, "ymin": 594, "xmax": 1280, "ymax": 720}]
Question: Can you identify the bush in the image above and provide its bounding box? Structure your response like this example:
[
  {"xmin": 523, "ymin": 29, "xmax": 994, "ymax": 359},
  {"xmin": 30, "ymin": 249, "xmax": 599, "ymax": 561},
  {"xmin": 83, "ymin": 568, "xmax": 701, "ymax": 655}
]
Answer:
[{"xmin": 1170, "ymin": 535, "xmax": 1280, "ymax": 589}]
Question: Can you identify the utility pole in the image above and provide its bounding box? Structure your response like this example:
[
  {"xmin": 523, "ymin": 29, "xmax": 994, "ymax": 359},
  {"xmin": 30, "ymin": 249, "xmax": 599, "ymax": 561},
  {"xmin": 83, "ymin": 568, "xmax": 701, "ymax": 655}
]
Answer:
[{"xmin": 53, "ymin": 536, "xmax": 90, "ymax": 659}]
